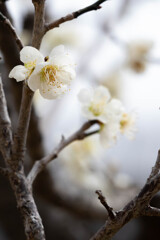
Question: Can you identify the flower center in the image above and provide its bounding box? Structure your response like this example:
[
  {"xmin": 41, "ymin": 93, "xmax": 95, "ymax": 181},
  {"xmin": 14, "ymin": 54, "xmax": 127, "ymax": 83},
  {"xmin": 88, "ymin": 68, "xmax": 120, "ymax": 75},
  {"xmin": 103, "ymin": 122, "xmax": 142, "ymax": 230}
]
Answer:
[
  {"xmin": 25, "ymin": 61, "xmax": 37, "ymax": 76},
  {"xmin": 89, "ymin": 98, "xmax": 106, "ymax": 116},
  {"xmin": 120, "ymin": 113, "xmax": 128, "ymax": 129},
  {"xmin": 40, "ymin": 65, "xmax": 58, "ymax": 85}
]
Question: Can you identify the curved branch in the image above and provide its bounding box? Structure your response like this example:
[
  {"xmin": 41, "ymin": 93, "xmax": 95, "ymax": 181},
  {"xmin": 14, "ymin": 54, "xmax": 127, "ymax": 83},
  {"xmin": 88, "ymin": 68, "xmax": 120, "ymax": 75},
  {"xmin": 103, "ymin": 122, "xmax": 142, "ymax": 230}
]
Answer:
[
  {"xmin": 27, "ymin": 120, "xmax": 100, "ymax": 185},
  {"xmin": 44, "ymin": 0, "xmax": 109, "ymax": 33},
  {"xmin": 0, "ymin": 11, "xmax": 23, "ymax": 50}
]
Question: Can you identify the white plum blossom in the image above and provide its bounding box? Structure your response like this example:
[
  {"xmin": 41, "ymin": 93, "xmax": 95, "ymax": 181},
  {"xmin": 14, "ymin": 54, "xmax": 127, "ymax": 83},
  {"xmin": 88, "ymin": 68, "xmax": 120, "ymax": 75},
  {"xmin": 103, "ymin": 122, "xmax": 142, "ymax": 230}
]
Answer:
[
  {"xmin": 78, "ymin": 85, "xmax": 136, "ymax": 148},
  {"xmin": 119, "ymin": 112, "xmax": 136, "ymax": 139},
  {"xmin": 9, "ymin": 46, "xmax": 44, "ymax": 81},
  {"xmin": 9, "ymin": 45, "xmax": 76, "ymax": 99},
  {"xmin": 78, "ymin": 86, "xmax": 111, "ymax": 123},
  {"xmin": 100, "ymin": 121, "xmax": 120, "ymax": 148}
]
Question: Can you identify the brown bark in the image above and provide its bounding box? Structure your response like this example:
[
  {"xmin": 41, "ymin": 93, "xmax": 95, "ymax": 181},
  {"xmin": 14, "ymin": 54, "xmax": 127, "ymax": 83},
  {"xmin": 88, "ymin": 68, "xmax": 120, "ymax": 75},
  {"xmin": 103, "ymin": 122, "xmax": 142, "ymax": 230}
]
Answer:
[{"xmin": 9, "ymin": 172, "xmax": 45, "ymax": 240}]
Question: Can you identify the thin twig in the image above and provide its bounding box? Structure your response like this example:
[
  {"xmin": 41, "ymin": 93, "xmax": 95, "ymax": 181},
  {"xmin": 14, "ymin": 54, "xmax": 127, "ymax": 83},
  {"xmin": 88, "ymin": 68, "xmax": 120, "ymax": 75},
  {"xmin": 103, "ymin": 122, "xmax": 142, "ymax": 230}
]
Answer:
[
  {"xmin": 45, "ymin": 0, "xmax": 109, "ymax": 33},
  {"xmin": 27, "ymin": 120, "xmax": 100, "ymax": 185},
  {"xmin": 0, "ymin": 11, "xmax": 23, "ymax": 50},
  {"xmin": 142, "ymin": 206, "xmax": 160, "ymax": 217},
  {"xmin": 95, "ymin": 190, "xmax": 116, "ymax": 220}
]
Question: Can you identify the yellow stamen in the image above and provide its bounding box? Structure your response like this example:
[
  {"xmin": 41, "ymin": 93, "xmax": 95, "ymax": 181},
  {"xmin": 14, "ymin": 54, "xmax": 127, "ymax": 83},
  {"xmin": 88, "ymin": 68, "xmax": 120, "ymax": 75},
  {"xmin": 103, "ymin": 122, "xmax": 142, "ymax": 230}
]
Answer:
[{"xmin": 40, "ymin": 65, "xmax": 59, "ymax": 85}]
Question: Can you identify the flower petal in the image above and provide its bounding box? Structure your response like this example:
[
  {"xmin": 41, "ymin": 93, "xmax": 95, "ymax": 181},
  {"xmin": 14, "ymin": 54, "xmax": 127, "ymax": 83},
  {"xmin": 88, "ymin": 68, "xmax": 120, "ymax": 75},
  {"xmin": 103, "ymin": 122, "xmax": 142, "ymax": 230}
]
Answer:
[
  {"xmin": 50, "ymin": 54, "xmax": 74, "ymax": 66},
  {"xmin": 106, "ymin": 99, "xmax": 125, "ymax": 121},
  {"xmin": 9, "ymin": 65, "xmax": 28, "ymax": 81},
  {"xmin": 28, "ymin": 73, "xmax": 41, "ymax": 91},
  {"xmin": 20, "ymin": 46, "xmax": 44, "ymax": 64},
  {"xmin": 39, "ymin": 83, "xmax": 67, "ymax": 99},
  {"xmin": 100, "ymin": 122, "xmax": 119, "ymax": 148},
  {"xmin": 94, "ymin": 86, "xmax": 110, "ymax": 102},
  {"xmin": 32, "ymin": 62, "xmax": 49, "ymax": 75},
  {"xmin": 56, "ymin": 66, "xmax": 76, "ymax": 84},
  {"xmin": 49, "ymin": 45, "xmax": 65, "ymax": 58}
]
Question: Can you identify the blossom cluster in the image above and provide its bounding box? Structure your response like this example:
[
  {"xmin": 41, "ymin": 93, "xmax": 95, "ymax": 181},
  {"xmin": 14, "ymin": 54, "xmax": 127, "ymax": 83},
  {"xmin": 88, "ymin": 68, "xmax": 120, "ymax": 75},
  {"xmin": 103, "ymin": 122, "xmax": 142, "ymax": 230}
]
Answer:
[
  {"xmin": 9, "ymin": 45, "xmax": 76, "ymax": 99},
  {"xmin": 78, "ymin": 86, "xmax": 136, "ymax": 147}
]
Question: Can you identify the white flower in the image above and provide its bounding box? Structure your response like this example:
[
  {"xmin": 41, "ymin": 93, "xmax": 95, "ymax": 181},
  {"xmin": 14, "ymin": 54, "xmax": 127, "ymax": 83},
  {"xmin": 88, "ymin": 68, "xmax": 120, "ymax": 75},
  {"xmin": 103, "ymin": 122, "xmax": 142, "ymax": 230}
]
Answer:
[
  {"xmin": 78, "ymin": 86, "xmax": 111, "ymax": 123},
  {"xmin": 99, "ymin": 99, "xmax": 125, "ymax": 147},
  {"xmin": 105, "ymin": 99, "xmax": 125, "ymax": 122},
  {"xmin": 9, "ymin": 46, "xmax": 44, "ymax": 81},
  {"xmin": 100, "ymin": 121, "xmax": 120, "ymax": 148},
  {"xmin": 78, "ymin": 85, "xmax": 137, "ymax": 148},
  {"xmin": 119, "ymin": 112, "xmax": 136, "ymax": 139},
  {"xmin": 9, "ymin": 45, "xmax": 76, "ymax": 99}
]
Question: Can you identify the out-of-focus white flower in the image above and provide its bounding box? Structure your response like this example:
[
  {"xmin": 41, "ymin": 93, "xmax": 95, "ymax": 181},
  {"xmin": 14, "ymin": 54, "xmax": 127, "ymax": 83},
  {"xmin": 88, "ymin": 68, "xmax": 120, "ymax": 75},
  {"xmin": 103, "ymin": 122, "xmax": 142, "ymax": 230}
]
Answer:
[
  {"xmin": 99, "ymin": 99, "xmax": 124, "ymax": 147},
  {"xmin": 9, "ymin": 45, "xmax": 76, "ymax": 99},
  {"xmin": 100, "ymin": 121, "xmax": 120, "ymax": 147},
  {"xmin": 120, "ymin": 112, "xmax": 136, "ymax": 139},
  {"xmin": 126, "ymin": 40, "xmax": 153, "ymax": 73},
  {"xmin": 9, "ymin": 46, "xmax": 44, "ymax": 81},
  {"xmin": 78, "ymin": 86, "xmax": 111, "ymax": 123},
  {"xmin": 59, "ymin": 137, "xmax": 101, "ymax": 187},
  {"xmin": 105, "ymin": 99, "xmax": 124, "ymax": 122},
  {"xmin": 78, "ymin": 85, "xmax": 136, "ymax": 148}
]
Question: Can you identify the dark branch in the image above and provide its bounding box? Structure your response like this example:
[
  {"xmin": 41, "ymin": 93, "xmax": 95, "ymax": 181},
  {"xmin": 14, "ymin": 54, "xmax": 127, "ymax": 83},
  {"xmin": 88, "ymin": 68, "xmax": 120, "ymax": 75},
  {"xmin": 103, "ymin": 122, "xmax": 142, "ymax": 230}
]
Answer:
[
  {"xmin": 147, "ymin": 150, "xmax": 160, "ymax": 182},
  {"xmin": 0, "ymin": 75, "xmax": 12, "ymax": 161},
  {"xmin": 142, "ymin": 206, "xmax": 160, "ymax": 217},
  {"xmin": 45, "ymin": 0, "xmax": 109, "ymax": 33},
  {"xmin": 90, "ymin": 150, "xmax": 160, "ymax": 240},
  {"xmin": 95, "ymin": 190, "xmax": 116, "ymax": 220},
  {"xmin": 12, "ymin": 83, "xmax": 33, "ymax": 171},
  {"xmin": 0, "ymin": 11, "xmax": 23, "ymax": 50},
  {"xmin": 32, "ymin": 0, "xmax": 45, "ymax": 48}
]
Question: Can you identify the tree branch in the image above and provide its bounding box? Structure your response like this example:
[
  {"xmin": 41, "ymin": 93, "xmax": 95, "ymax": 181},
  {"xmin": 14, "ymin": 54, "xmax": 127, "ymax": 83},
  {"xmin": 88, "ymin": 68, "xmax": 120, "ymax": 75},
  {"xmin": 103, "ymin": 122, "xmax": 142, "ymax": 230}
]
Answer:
[
  {"xmin": 90, "ymin": 150, "xmax": 160, "ymax": 240},
  {"xmin": 0, "ymin": 75, "xmax": 12, "ymax": 161},
  {"xmin": 32, "ymin": 0, "xmax": 46, "ymax": 49},
  {"xmin": 44, "ymin": 0, "xmax": 109, "ymax": 33},
  {"xmin": 12, "ymin": 83, "xmax": 34, "ymax": 170},
  {"xmin": 27, "ymin": 120, "xmax": 100, "ymax": 185},
  {"xmin": 142, "ymin": 206, "xmax": 160, "ymax": 217},
  {"xmin": 147, "ymin": 149, "xmax": 160, "ymax": 182},
  {"xmin": 95, "ymin": 190, "xmax": 116, "ymax": 220},
  {"xmin": 7, "ymin": 1, "xmax": 47, "ymax": 239},
  {"xmin": 0, "ymin": 11, "xmax": 23, "ymax": 50}
]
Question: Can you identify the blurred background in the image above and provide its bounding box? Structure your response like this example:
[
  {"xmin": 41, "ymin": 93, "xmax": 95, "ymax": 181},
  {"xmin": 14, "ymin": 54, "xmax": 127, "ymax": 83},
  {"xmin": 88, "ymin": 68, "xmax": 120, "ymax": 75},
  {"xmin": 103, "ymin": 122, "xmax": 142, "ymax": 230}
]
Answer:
[{"xmin": 0, "ymin": 0, "xmax": 160, "ymax": 239}]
